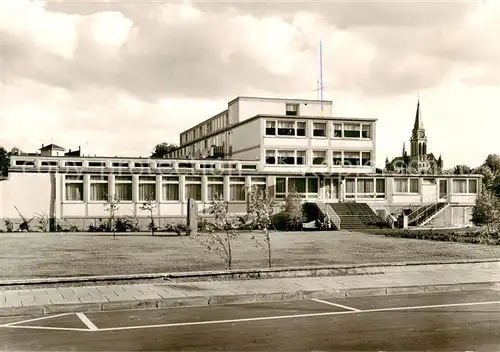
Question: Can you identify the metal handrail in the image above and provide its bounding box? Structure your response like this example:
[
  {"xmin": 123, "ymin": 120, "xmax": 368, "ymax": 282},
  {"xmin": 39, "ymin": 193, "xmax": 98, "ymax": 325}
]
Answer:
[
  {"xmin": 315, "ymin": 201, "xmax": 341, "ymax": 230},
  {"xmin": 392, "ymin": 193, "xmax": 449, "ymax": 217}
]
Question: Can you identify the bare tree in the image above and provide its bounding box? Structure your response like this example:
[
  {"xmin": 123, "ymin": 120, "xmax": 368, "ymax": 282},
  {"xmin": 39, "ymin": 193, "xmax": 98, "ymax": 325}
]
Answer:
[
  {"xmin": 139, "ymin": 193, "xmax": 158, "ymax": 235},
  {"xmin": 191, "ymin": 193, "xmax": 239, "ymax": 270},
  {"xmin": 104, "ymin": 195, "xmax": 120, "ymax": 239},
  {"xmin": 247, "ymin": 186, "xmax": 276, "ymax": 268}
]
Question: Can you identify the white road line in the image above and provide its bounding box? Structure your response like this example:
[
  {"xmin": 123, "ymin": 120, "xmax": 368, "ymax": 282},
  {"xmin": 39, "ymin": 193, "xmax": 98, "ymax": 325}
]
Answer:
[
  {"xmin": 76, "ymin": 313, "xmax": 98, "ymax": 331},
  {"xmin": 0, "ymin": 313, "xmax": 73, "ymax": 327},
  {"xmin": 6, "ymin": 325, "xmax": 91, "ymax": 332},
  {"xmin": 310, "ymin": 298, "xmax": 361, "ymax": 311},
  {"xmin": 89, "ymin": 300, "xmax": 500, "ymax": 332}
]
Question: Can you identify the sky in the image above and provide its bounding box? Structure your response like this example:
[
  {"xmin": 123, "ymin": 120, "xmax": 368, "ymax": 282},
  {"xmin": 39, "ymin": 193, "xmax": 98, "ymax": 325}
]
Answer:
[{"xmin": 0, "ymin": 0, "xmax": 499, "ymax": 169}]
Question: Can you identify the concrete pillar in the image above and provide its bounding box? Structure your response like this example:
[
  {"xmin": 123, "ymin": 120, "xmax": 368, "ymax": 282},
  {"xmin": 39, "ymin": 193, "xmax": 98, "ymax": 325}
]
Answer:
[
  {"xmin": 186, "ymin": 198, "xmax": 198, "ymax": 236},
  {"xmin": 403, "ymin": 215, "xmax": 408, "ymax": 229}
]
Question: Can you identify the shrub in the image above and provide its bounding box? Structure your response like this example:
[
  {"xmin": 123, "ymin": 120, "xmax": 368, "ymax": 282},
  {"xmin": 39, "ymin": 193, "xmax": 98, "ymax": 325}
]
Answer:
[
  {"xmin": 115, "ymin": 216, "xmax": 140, "ymax": 232},
  {"xmin": 163, "ymin": 222, "xmax": 188, "ymax": 235},
  {"xmin": 4, "ymin": 219, "xmax": 14, "ymax": 232},
  {"xmin": 383, "ymin": 229, "xmax": 500, "ymax": 245}
]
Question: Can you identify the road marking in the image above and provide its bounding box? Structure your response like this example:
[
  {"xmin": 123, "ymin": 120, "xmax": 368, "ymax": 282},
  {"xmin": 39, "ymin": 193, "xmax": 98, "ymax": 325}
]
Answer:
[
  {"xmin": 6, "ymin": 325, "xmax": 91, "ymax": 332},
  {"xmin": 90, "ymin": 300, "xmax": 500, "ymax": 332},
  {"xmin": 0, "ymin": 313, "xmax": 73, "ymax": 327},
  {"xmin": 76, "ymin": 313, "xmax": 98, "ymax": 331},
  {"xmin": 1, "ymin": 300, "xmax": 499, "ymax": 333},
  {"xmin": 310, "ymin": 298, "xmax": 361, "ymax": 311}
]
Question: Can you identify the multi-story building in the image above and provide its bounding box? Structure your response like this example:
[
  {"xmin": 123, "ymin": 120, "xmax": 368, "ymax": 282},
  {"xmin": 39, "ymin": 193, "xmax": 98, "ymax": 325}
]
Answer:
[{"xmin": 0, "ymin": 96, "xmax": 481, "ymax": 231}]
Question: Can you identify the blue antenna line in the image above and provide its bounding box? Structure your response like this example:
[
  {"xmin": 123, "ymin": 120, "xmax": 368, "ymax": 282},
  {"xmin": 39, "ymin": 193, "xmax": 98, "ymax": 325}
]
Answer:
[{"xmin": 319, "ymin": 41, "xmax": 323, "ymax": 116}]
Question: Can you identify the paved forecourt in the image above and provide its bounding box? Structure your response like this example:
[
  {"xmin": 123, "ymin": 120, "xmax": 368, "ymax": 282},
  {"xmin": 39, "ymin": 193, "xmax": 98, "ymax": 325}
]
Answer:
[{"xmin": 1, "ymin": 290, "xmax": 499, "ymax": 351}]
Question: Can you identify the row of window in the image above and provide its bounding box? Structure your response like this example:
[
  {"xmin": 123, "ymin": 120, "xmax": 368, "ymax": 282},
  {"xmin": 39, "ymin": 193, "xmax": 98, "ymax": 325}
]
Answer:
[
  {"xmin": 64, "ymin": 175, "xmax": 266, "ymax": 203},
  {"xmin": 392, "ymin": 178, "xmax": 478, "ymax": 194},
  {"xmin": 265, "ymin": 150, "xmax": 372, "ymax": 167},
  {"xmin": 14, "ymin": 159, "xmax": 257, "ymax": 171},
  {"xmin": 265, "ymin": 120, "xmax": 372, "ymax": 139},
  {"xmin": 181, "ymin": 113, "xmax": 229, "ymax": 145}
]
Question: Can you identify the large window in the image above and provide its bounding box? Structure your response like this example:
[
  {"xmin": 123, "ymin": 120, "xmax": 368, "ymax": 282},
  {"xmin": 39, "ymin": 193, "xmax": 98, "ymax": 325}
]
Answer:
[
  {"xmin": 65, "ymin": 175, "xmax": 84, "ymax": 201},
  {"xmin": 376, "ymin": 179, "xmax": 386, "ymax": 198},
  {"xmin": 313, "ymin": 122, "xmax": 326, "ymax": 137},
  {"xmin": 361, "ymin": 152, "xmax": 371, "ymax": 166},
  {"xmin": 115, "ymin": 176, "xmax": 132, "ymax": 201},
  {"xmin": 409, "ymin": 178, "xmax": 419, "ymax": 193},
  {"xmin": 332, "ymin": 151, "xmax": 342, "ymax": 166},
  {"xmin": 269, "ymin": 120, "xmax": 307, "ymax": 137},
  {"xmin": 207, "ymin": 176, "xmax": 224, "ymax": 201},
  {"xmin": 357, "ymin": 179, "xmax": 374, "ymax": 195},
  {"xmin": 453, "ymin": 179, "xmax": 467, "ymax": 194},
  {"xmin": 362, "ymin": 124, "xmax": 371, "ymax": 138},
  {"xmin": 162, "ymin": 176, "xmax": 179, "ymax": 201},
  {"xmin": 394, "ymin": 178, "xmax": 419, "ymax": 193},
  {"xmin": 90, "ymin": 175, "xmax": 108, "ymax": 201},
  {"xmin": 312, "ymin": 150, "xmax": 327, "ymax": 165},
  {"xmin": 333, "ymin": 123, "xmax": 342, "ymax": 137},
  {"xmin": 250, "ymin": 177, "xmax": 267, "ymax": 195},
  {"xmin": 276, "ymin": 177, "xmax": 318, "ymax": 199},
  {"xmin": 394, "ymin": 178, "xmax": 408, "ymax": 193},
  {"xmin": 265, "ymin": 120, "xmax": 276, "ymax": 135},
  {"xmin": 296, "ymin": 151, "xmax": 306, "ymax": 165},
  {"xmin": 347, "ymin": 178, "xmax": 386, "ymax": 199},
  {"xmin": 286, "ymin": 103, "xmax": 299, "ymax": 116},
  {"xmin": 185, "ymin": 176, "xmax": 201, "ymax": 201},
  {"xmin": 344, "ymin": 151, "xmax": 360, "ymax": 166},
  {"xmin": 277, "ymin": 150, "xmax": 295, "ymax": 165},
  {"xmin": 267, "ymin": 150, "xmax": 307, "ymax": 165},
  {"xmin": 345, "ymin": 178, "xmax": 356, "ymax": 198},
  {"xmin": 138, "ymin": 176, "xmax": 156, "ymax": 201},
  {"xmin": 229, "ymin": 177, "xmax": 246, "ymax": 201},
  {"xmin": 265, "ymin": 150, "xmax": 276, "ymax": 164},
  {"xmin": 343, "ymin": 123, "xmax": 361, "ymax": 138},
  {"xmin": 277, "ymin": 121, "xmax": 295, "ymax": 136},
  {"xmin": 468, "ymin": 179, "xmax": 478, "ymax": 193},
  {"xmin": 296, "ymin": 122, "xmax": 306, "ymax": 136}
]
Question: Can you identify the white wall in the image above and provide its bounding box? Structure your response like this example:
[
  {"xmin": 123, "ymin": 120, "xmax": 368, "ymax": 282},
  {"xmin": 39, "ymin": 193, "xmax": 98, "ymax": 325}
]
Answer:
[
  {"xmin": 230, "ymin": 118, "xmax": 261, "ymax": 160},
  {"xmin": 230, "ymin": 98, "xmax": 333, "ymax": 123},
  {"xmin": 1, "ymin": 173, "xmax": 52, "ymax": 218}
]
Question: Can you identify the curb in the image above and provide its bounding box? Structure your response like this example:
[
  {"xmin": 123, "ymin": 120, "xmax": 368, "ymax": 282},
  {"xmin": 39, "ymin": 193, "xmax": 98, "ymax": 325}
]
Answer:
[
  {"xmin": 2, "ymin": 258, "xmax": 500, "ymax": 287},
  {"xmin": 1, "ymin": 281, "xmax": 499, "ymax": 317}
]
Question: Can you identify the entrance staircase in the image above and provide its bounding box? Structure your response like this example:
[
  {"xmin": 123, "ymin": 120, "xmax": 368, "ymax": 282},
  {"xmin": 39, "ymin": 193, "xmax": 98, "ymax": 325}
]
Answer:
[
  {"xmin": 407, "ymin": 201, "xmax": 450, "ymax": 227},
  {"xmin": 327, "ymin": 202, "xmax": 389, "ymax": 230}
]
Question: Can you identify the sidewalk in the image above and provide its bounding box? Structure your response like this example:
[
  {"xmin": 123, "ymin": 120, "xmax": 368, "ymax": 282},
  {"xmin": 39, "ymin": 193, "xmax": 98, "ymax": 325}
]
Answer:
[{"xmin": 1, "ymin": 266, "xmax": 499, "ymax": 317}]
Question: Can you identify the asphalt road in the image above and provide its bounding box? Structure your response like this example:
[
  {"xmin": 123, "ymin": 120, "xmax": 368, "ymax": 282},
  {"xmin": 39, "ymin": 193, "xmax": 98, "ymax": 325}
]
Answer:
[{"xmin": 1, "ymin": 290, "xmax": 499, "ymax": 351}]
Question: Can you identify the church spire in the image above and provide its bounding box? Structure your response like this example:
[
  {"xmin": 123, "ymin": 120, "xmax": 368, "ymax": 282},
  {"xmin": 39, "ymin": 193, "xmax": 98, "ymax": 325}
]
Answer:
[{"xmin": 413, "ymin": 96, "xmax": 424, "ymax": 131}]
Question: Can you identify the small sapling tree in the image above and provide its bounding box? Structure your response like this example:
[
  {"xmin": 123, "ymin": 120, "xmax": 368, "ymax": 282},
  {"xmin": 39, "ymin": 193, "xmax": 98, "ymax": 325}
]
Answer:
[
  {"xmin": 140, "ymin": 193, "xmax": 158, "ymax": 235},
  {"xmin": 247, "ymin": 185, "xmax": 276, "ymax": 268},
  {"xmin": 104, "ymin": 195, "xmax": 120, "ymax": 239},
  {"xmin": 191, "ymin": 193, "xmax": 239, "ymax": 270}
]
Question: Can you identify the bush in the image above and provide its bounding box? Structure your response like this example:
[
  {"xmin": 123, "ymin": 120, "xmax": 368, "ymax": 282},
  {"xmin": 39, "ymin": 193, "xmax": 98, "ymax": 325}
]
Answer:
[
  {"xmin": 271, "ymin": 211, "xmax": 303, "ymax": 231},
  {"xmin": 163, "ymin": 222, "xmax": 188, "ymax": 235},
  {"xmin": 87, "ymin": 219, "xmax": 111, "ymax": 232},
  {"xmin": 383, "ymin": 229, "xmax": 500, "ymax": 245},
  {"xmin": 115, "ymin": 216, "xmax": 140, "ymax": 232}
]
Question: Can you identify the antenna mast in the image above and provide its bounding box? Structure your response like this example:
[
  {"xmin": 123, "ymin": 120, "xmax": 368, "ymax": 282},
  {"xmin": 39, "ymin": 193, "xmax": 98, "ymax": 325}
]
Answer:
[{"xmin": 319, "ymin": 41, "xmax": 324, "ymax": 117}]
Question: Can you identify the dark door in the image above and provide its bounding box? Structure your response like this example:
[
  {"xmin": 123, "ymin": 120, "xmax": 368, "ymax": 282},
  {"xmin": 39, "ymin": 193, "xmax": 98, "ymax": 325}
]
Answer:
[{"xmin": 439, "ymin": 180, "xmax": 447, "ymax": 199}]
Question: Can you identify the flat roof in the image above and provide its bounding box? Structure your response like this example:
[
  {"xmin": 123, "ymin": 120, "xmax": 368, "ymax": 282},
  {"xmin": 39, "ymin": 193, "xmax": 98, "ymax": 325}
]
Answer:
[{"xmin": 227, "ymin": 96, "xmax": 334, "ymax": 105}]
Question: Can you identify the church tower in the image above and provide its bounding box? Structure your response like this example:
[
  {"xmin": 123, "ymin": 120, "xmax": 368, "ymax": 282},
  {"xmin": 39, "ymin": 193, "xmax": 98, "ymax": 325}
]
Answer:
[{"xmin": 410, "ymin": 98, "xmax": 427, "ymax": 162}]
